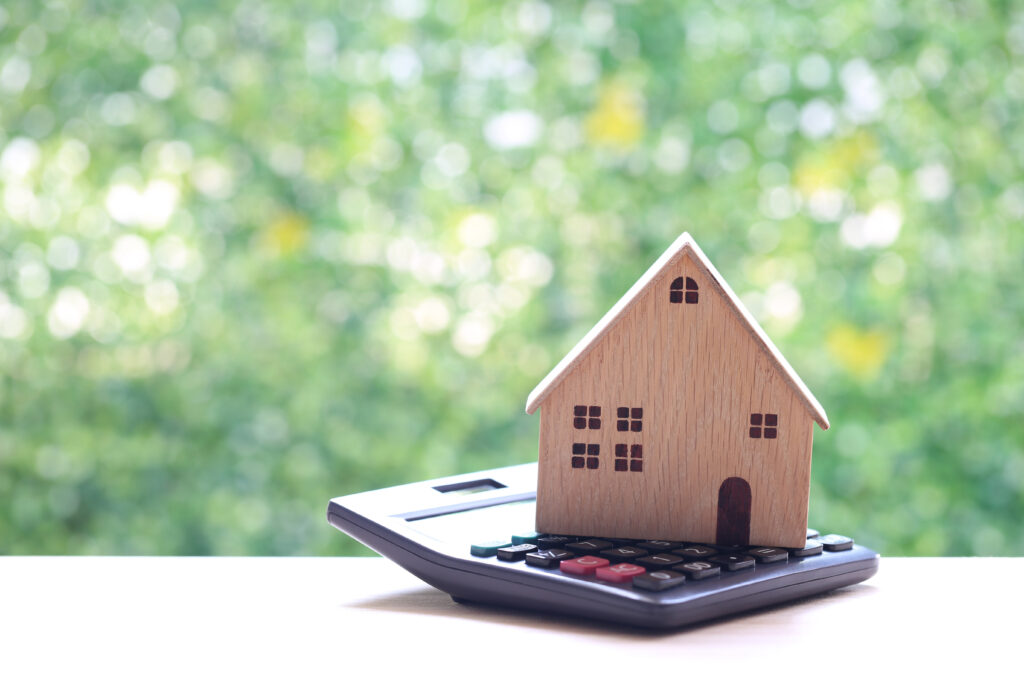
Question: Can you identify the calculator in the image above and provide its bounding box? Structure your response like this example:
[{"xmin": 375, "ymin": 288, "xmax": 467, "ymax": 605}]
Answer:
[{"xmin": 327, "ymin": 462, "xmax": 879, "ymax": 629}]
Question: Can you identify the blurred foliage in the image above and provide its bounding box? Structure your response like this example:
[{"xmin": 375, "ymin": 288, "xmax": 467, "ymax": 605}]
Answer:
[{"xmin": 1, "ymin": 0, "xmax": 1023, "ymax": 557}]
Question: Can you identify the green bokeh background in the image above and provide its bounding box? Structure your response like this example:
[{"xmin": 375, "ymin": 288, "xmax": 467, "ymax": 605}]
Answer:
[{"xmin": 2, "ymin": 0, "xmax": 1022, "ymax": 556}]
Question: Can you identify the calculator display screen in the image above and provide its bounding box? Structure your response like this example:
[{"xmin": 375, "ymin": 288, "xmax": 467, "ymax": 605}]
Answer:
[{"xmin": 408, "ymin": 500, "xmax": 536, "ymax": 544}]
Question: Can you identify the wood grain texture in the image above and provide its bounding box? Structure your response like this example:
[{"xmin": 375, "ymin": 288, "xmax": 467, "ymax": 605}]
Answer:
[
  {"xmin": 527, "ymin": 233, "xmax": 828, "ymax": 430},
  {"xmin": 533, "ymin": 240, "xmax": 823, "ymax": 548}
]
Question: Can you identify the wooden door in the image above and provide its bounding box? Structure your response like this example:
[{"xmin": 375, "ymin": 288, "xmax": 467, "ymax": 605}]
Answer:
[{"xmin": 716, "ymin": 477, "xmax": 751, "ymax": 546}]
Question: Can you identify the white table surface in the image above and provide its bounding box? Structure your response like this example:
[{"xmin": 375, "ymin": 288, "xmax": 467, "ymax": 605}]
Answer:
[{"xmin": 0, "ymin": 557, "xmax": 1019, "ymax": 680}]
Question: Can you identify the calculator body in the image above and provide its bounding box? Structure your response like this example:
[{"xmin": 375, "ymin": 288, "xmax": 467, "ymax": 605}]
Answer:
[{"xmin": 327, "ymin": 463, "xmax": 879, "ymax": 629}]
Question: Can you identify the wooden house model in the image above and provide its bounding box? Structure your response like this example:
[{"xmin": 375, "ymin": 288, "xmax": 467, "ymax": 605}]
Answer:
[{"xmin": 526, "ymin": 233, "xmax": 829, "ymax": 548}]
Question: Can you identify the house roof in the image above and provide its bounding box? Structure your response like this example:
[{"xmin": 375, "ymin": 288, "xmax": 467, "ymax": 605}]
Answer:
[{"xmin": 525, "ymin": 232, "xmax": 830, "ymax": 430}]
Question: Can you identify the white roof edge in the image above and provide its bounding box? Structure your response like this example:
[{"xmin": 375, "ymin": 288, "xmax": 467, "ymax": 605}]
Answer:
[{"xmin": 525, "ymin": 232, "xmax": 830, "ymax": 430}]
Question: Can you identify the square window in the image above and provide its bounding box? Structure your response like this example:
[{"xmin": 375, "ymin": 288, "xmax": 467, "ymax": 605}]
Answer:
[
  {"xmin": 765, "ymin": 413, "xmax": 778, "ymax": 426},
  {"xmin": 574, "ymin": 417, "xmax": 587, "ymax": 429},
  {"xmin": 630, "ymin": 460, "xmax": 643, "ymax": 472},
  {"xmin": 750, "ymin": 413, "xmax": 763, "ymax": 426},
  {"xmin": 587, "ymin": 457, "xmax": 599, "ymax": 469},
  {"xmin": 631, "ymin": 407, "xmax": 643, "ymax": 419},
  {"xmin": 685, "ymin": 292, "xmax": 698, "ymax": 304},
  {"xmin": 750, "ymin": 427, "xmax": 762, "ymax": 439},
  {"xmin": 615, "ymin": 444, "xmax": 627, "ymax": 457},
  {"xmin": 587, "ymin": 443, "xmax": 600, "ymax": 456},
  {"xmin": 617, "ymin": 407, "xmax": 629, "ymax": 418},
  {"xmin": 614, "ymin": 459, "xmax": 628, "ymax": 472},
  {"xmin": 589, "ymin": 418, "xmax": 601, "ymax": 429},
  {"xmin": 631, "ymin": 445, "xmax": 643, "ymax": 458},
  {"xmin": 631, "ymin": 421, "xmax": 642, "ymax": 432},
  {"xmin": 589, "ymin": 406, "xmax": 601, "ymax": 417},
  {"xmin": 574, "ymin": 405, "xmax": 587, "ymax": 416},
  {"xmin": 571, "ymin": 457, "xmax": 585, "ymax": 468},
  {"xmin": 617, "ymin": 420, "xmax": 629, "ymax": 431},
  {"xmin": 572, "ymin": 443, "xmax": 586, "ymax": 455},
  {"xmin": 670, "ymin": 291, "xmax": 683, "ymax": 304},
  {"xmin": 764, "ymin": 428, "xmax": 777, "ymax": 439}
]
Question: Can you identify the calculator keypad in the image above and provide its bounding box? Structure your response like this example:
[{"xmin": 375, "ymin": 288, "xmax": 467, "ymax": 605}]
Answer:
[{"xmin": 472, "ymin": 529, "xmax": 855, "ymax": 592}]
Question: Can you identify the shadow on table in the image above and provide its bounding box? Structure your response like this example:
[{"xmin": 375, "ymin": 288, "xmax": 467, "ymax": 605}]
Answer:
[{"xmin": 349, "ymin": 583, "xmax": 878, "ymax": 637}]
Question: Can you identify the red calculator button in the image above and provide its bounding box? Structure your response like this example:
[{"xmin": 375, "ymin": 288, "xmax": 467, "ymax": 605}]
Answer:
[
  {"xmin": 560, "ymin": 555, "xmax": 610, "ymax": 575},
  {"xmin": 595, "ymin": 563, "xmax": 646, "ymax": 583}
]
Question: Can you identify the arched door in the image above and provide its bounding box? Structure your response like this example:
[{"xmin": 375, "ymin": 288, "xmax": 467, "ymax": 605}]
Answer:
[{"xmin": 716, "ymin": 477, "xmax": 752, "ymax": 546}]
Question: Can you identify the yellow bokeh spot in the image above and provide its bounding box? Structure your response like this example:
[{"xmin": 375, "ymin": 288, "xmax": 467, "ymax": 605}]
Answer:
[
  {"xmin": 826, "ymin": 323, "xmax": 889, "ymax": 380},
  {"xmin": 262, "ymin": 213, "xmax": 309, "ymax": 255},
  {"xmin": 584, "ymin": 82, "xmax": 645, "ymax": 148},
  {"xmin": 347, "ymin": 95, "xmax": 388, "ymax": 152},
  {"xmin": 794, "ymin": 130, "xmax": 879, "ymax": 195}
]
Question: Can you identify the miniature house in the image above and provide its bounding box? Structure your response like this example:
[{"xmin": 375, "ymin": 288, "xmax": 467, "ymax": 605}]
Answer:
[{"xmin": 526, "ymin": 233, "xmax": 829, "ymax": 549}]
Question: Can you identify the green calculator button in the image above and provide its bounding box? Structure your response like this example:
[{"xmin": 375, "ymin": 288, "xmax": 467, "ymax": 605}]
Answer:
[
  {"xmin": 511, "ymin": 532, "xmax": 540, "ymax": 545},
  {"xmin": 471, "ymin": 541, "xmax": 513, "ymax": 557}
]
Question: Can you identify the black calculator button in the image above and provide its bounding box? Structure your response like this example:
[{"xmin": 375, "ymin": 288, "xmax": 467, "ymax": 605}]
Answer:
[
  {"xmin": 497, "ymin": 544, "xmax": 538, "ymax": 562},
  {"xmin": 790, "ymin": 539, "xmax": 823, "ymax": 557},
  {"xmin": 635, "ymin": 553, "xmax": 684, "ymax": 569},
  {"xmin": 633, "ymin": 570, "xmax": 686, "ymax": 592},
  {"xmin": 600, "ymin": 546, "xmax": 648, "ymax": 562},
  {"xmin": 566, "ymin": 539, "xmax": 615, "ymax": 553},
  {"xmin": 638, "ymin": 540, "xmax": 682, "ymax": 552},
  {"xmin": 709, "ymin": 554, "xmax": 756, "ymax": 571},
  {"xmin": 820, "ymin": 534, "xmax": 854, "ymax": 551},
  {"xmin": 677, "ymin": 561, "xmax": 720, "ymax": 579},
  {"xmin": 525, "ymin": 548, "xmax": 574, "ymax": 568},
  {"xmin": 806, "ymin": 528, "xmax": 820, "ymax": 539},
  {"xmin": 675, "ymin": 545, "xmax": 717, "ymax": 559},
  {"xmin": 747, "ymin": 547, "xmax": 789, "ymax": 563},
  {"xmin": 536, "ymin": 535, "xmax": 576, "ymax": 550}
]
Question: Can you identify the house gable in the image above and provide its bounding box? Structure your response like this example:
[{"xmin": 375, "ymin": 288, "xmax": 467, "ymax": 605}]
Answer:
[{"xmin": 526, "ymin": 233, "xmax": 829, "ymax": 431}]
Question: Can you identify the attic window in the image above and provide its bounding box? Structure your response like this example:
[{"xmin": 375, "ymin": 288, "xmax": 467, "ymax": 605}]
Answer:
[
  {"xmin": 749, "ymin": 413, "xmax": 778, "ymax": 439},
  {"xmin": 573, "ymin": 405, "xmax": 602, "ymax": 430},
  {"xmin": 669, "ymin": 276, "xmax": 699, "ymax": 304},
  {"xmin": 616, "ymin": 407, "xmax": 643, "ymax": 432}
]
